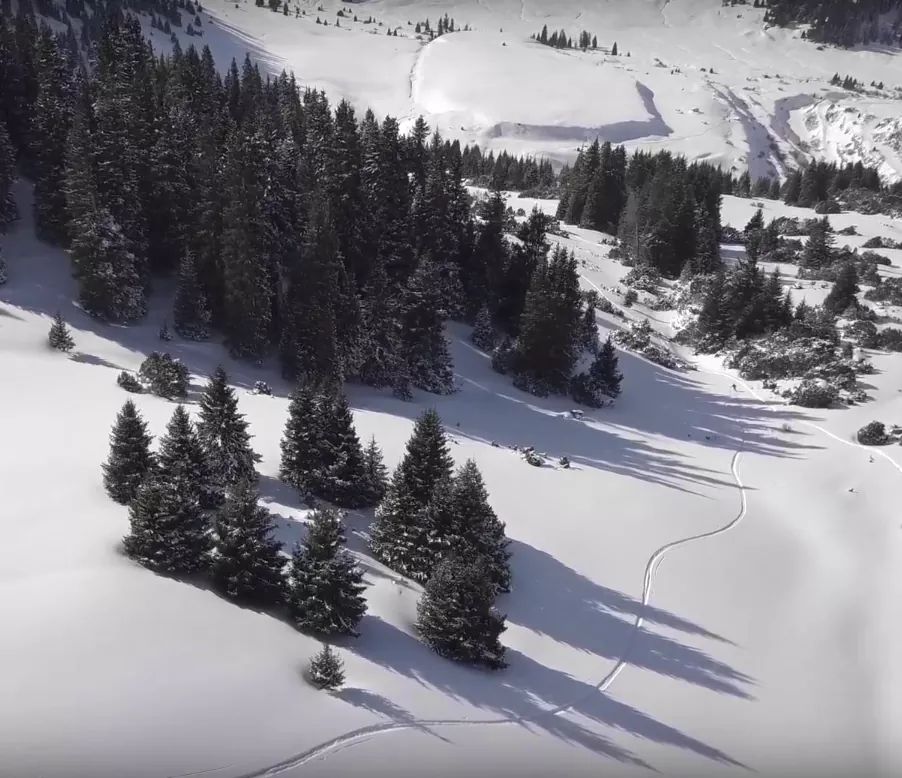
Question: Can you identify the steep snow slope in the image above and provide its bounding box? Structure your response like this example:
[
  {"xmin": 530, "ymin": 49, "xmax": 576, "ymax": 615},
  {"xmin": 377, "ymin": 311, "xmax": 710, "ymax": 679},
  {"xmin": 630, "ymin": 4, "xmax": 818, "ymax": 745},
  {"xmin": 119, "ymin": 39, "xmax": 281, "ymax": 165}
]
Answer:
[
  {"xmin": 177, "ymin": 0, "xmax": 902, "ymax": 177},
  {"xmin": 2, "ymin": 177, "xmax": 902, "ymax": 777}
]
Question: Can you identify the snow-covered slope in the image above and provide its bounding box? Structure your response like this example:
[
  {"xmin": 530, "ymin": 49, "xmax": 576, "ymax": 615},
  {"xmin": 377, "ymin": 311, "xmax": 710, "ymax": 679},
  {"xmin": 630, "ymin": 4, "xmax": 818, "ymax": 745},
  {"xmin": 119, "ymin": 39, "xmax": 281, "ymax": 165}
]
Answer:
[
  {"xmin": 3, "ymin": 174, "xmax": 902, "ymax": 776},
  {"xmin": 167, "ymin": 0, "xmax": 902, "ymax": 178}
]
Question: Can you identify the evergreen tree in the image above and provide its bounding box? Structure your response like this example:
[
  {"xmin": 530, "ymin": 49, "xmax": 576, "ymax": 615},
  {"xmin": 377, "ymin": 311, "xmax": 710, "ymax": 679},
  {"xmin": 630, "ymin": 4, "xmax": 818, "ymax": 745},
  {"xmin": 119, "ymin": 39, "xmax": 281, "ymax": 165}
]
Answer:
[
  {"xmin": 415, "ymin": 557, "xmax": 507, "ymax": 669},
  {"xmin": 157, "ymin": 404, "xmax": 216, "ymax": 510},
  {"xmin": 307, "ymin": 644, "xmax": 345, "ymax": 689},
  {"xmin": 198, "ymin": 367, "xmax": 260, "ymax": 491},
  {"xmin": 370, "ymin": 409, "xmax": 454, "ymax": 579},
  {"xmin": 47, "ymin": 311, "xmax": 74, "ymax": 351},
  {"xmin": 173, "ymin": 251, "xmax": 211, "ymax": 340},
  {"xmin": 279, "ymin": 382, "xmax": 324, "ymax": 493},
  {"xmin": 123, "ymin": 476, "xmax": 211, "ymax": 575},
  {"xmin": 803, "ymin": 217, "xmax": 835, "ymax": 268},
  {"xmin": 0, "ymin": 120, "xmax": 15, "ymax": 228},
  {"xmin": 211, "ymin": 477, "xmax": 285, "ymax": 605},
  {"xmin": 471, "ymin": 304, "xmax": 496, "ymax": 351},
  {"xmin": 401, "ymin": 258, "xmax": 455, "ymax": 394},
  {"xmin": 824, "ymin": 262, "xmax": 859, "ymax": 315},
  {"xmin": 102, "ymin": 399, "xmax": 155, "ymax": 505},
  {"xmin": 571, "ymin": 335, "xmax": 623, "ymax": 406},
  {"xmin": 287, "ymin": 508, "xmax": 367, "ymax": 635},
  {"xmin": 362, "ymin": 436, "xmax": 389, "ymax": 505},
  {"xmin": 316, "ymin": 391, "xmax": 370, "ymax": 507}
]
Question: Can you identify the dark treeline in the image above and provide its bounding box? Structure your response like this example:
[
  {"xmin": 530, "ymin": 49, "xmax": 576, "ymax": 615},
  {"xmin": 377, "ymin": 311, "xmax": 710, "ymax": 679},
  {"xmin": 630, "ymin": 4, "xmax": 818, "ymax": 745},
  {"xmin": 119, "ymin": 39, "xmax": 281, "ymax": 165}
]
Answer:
[
  {"xmin": 557, "ymin": 140, "xmax": 727, "ymax": 278},
  {"xmin": 0, "ymin": 9, "xmax": 535, "ymax": 398},
  {"xmin": 531, "ymin": 25, "xmax": 601, "ymax": 51},
  {"xmin": 763, "ymin": 0, "xmax": 902, "ymax": 47},
  {"xmin": 459, "ymin": 145, "xmax": 557, "ymax": 193}
]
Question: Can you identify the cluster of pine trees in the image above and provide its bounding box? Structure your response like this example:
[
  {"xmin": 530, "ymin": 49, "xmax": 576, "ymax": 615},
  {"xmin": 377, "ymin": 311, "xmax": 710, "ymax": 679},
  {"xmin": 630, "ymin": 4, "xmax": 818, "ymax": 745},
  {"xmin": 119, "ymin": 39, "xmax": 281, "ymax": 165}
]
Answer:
[
  {"xmin": 413, "ymin": 15, "xmax": 463, "ymax": 37},
  {"xmin": 0, "ymin": 9, "xmax": 533, "ymax": 398},
  {"xmin": 764, "ymin": 0, "xmax": 902, "ymax": 47},
  {"xmin": 106, "ymin": 369, "xmax": 369, "ymax": 633},
  {"xmin": 370, "ymin": 409, "xmax": 510, "ymax": 667},
  {"xmin": 459, "ymin": 146, "xmax": 557, "ymax": 193},
  {"xmin": 531, "ymin": 25, "xmax": 602, "ymax": 51},
  {"xmin": 557, "ymin": 141, "xmax": 725, "ymax": 278}
]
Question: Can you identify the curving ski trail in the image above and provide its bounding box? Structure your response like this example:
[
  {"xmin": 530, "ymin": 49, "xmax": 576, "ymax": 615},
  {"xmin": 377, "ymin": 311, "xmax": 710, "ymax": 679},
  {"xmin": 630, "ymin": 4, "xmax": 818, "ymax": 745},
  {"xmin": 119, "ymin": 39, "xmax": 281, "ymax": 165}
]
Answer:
[{"xmin": 232, "ymin": 446, "xmax": 752, "ymax": 775}]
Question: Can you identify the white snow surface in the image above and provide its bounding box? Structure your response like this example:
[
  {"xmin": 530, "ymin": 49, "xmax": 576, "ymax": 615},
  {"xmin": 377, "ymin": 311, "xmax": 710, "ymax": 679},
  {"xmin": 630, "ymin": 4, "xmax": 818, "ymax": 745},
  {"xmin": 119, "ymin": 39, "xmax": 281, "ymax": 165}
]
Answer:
[
  {"xmin": 3, "ymin": 173, "xmax": 902, "ymax": 777},
  {"xmin": 163, "ymin": 0, "xmax": 902, "ymax": 178}
]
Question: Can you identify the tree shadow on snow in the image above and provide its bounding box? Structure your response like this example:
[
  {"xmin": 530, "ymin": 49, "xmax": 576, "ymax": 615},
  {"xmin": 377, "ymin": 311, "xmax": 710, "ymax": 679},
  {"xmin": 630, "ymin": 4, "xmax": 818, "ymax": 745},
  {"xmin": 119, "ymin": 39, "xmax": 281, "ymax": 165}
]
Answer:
[{"xmin": 342, "ymin": 616, "xmax": 748, "ymax": 771}]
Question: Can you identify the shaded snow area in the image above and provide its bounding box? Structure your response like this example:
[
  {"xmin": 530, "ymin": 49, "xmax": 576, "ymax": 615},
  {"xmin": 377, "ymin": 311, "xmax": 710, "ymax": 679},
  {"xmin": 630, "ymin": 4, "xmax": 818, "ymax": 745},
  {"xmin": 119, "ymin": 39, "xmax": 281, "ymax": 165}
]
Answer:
[
  {"xmin": 3, "ymin": 169, "xmax": 902, "ymax": 778},
  {"xmin": 152, "ymin": 0, "xmax": 902, "ymax": 178}
]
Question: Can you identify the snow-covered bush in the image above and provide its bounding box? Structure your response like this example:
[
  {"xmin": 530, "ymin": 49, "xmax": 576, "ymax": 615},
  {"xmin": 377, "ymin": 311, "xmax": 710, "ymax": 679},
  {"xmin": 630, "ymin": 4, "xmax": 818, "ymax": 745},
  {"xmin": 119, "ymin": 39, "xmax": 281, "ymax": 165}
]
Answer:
[
  {"xmin": 138, "ymin": 352, "xmax": 188, "ymax": 399},
  {"xmin": 623, "ymin": 288, "xmax": 638, "ymax": 307},
  {"xmin": 860, "ymin": 250, "xmax": 891, "ymax": 266},
  {"xmin": 865, "ymin": 278, "xmax": 902, "ymax": 306},
  {"xmin": 857, "ymin": 421, "xmax": 889, "ymax": 446},
  {"xmin": 490, "ymin": 338, "xmax": 515, "ymax": 375},
  {"xmin": 307, "ymin": 645, "xmax": 345, "ymax": 690},
  {"xmin": 787, "ymin": 380, "xmax": 838, "ymax": 408},
  {"xmin": 117, "ymin": 371, "xmax": 143, "ymax": 394},
  {"xmin": 876, "ymin": 328, "xmax": 902, "ymax": 352},
  {"xmin": 814, "ymin": 199, "xmax": 841, "ymax": 214},
  {"xmin": 842, "ymin": 320, "xmax": 878, "ymax": 347},
  {"xmin": 623, "ymin": 266, "xmax": 661, "ymax": 293}
]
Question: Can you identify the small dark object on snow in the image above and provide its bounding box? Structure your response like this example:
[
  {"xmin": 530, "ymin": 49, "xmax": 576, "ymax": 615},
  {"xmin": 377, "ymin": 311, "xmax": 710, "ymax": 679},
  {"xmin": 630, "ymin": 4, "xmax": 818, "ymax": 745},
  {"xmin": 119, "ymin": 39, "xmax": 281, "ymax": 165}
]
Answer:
[
  {"xmin": 253, "ymin": 381, "xmax": 272, "ymax": 396},
  {"xmin": 569, "ymin": 409, "xmax": 585, "ymax": 420},
  {"xmin": 491, "ymin": 441, "xmax": 501, "ymax": 448},
  {"xmin": 117, "ymin": 371, "xmax": 143, "ymax": 394},
  {"xmin": 158, "ymin": 322, "xmax": 172, "ymax": 341},
  {"xmin": 559, "ymin": 456, "xmax": 571, "ymax": 469}
]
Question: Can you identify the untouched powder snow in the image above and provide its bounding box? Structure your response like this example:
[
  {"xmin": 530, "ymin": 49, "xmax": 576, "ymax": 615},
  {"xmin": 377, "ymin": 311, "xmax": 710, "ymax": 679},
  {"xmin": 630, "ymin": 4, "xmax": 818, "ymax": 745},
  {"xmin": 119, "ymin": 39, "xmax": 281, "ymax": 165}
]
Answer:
[
  {"xmin": 174, "ymin": 0, "xmax": 902, "ymax": 176},
  {"xmin": 2, "ymin": 174, "xmax": 902, "ymax": 777}
]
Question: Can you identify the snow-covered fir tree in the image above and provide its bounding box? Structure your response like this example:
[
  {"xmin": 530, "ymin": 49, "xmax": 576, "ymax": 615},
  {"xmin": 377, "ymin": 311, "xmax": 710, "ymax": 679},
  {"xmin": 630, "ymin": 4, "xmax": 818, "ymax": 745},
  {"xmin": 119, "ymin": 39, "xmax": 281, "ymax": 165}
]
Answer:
[
  {"xmin": 401, "ymin": 258, "xmax": 455, "ymax": 395},
  {"xmin": 47, "ymin": 311, "xmax": 75, "ymax": 352},
  {"xmin": 102, "ymin": 399, "xmax": 155, "ymax": 505},
  {"xmin": 156, "ymin": 405, "xmax": 217, "ymax": 510},
  {"xmin": 316, "ymin": 391, "xmax": 371, "ymax": 507},
  {"xmin": 211, "ymin": 477, "xmax": 285, "ymax": 605},
  {"xmin": 361, "ymin": 436, "xmax": 389, "ymax": 505},
  {"xmin": 570, "ymin": 335, "xmax": 623, "ymax": 407},
  {"xmin": 307, "ymin": 644, "xmax": 345, "ymax": 689},
  {"xmin": 471, "ymin": 304, "xmax": 496, "ymax": 352},
  {"xmin": 197, "ymin": 367, "xmax": 260, "ymax": 493},
  {"xmin": 279, "ymin": 381, "xmax": 324, "ymax": 495},
  {"xmin": 287, "ymin": 508, "xmax": 367, "ymax": 635},
  {"xmin": 416, "ymin": 556, "xmax": 507, "ymax": 669},
  {"xmin": 370, "ymin": 409, "xmax": 454, "ymax": 579}
]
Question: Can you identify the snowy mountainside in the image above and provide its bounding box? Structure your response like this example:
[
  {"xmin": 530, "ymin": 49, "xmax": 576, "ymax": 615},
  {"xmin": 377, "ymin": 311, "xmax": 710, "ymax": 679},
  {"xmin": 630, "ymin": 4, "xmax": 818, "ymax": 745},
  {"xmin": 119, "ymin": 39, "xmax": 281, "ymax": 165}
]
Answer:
[
  {"xmin": 161, "ymin": 0, "xmax": 902, "ymax": 178},
  {"xmin": 3, "ymin": 175, "xmax": 902, "ymax": 776}
]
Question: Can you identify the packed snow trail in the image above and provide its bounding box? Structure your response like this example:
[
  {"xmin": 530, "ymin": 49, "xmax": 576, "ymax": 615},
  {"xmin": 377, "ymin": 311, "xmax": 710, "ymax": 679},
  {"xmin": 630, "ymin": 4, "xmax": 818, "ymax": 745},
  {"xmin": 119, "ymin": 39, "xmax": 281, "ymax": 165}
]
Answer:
[{"xmin": 230, "ymin": 439, "xmax": 752, "ymax": 775}]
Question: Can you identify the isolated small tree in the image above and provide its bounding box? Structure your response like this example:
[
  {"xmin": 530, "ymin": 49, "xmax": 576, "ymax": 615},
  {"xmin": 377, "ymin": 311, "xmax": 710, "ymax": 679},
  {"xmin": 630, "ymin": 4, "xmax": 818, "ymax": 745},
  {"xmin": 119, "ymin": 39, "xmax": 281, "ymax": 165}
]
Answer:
[
  {"xmin": 139, "ymin": 353, "xmax": 189, "ymax": 398},
  {"xmin": 198, "ymin": 367, "xmax": 260, "ymax": 491},
  {"xmin": 416, "ymin": 557, "xmax": 507, "ymax": 669},
  {"xmin": 287, "ymin": 508, "xmax": 367, "ymax": 635},
  {"xmin": 211, "ymin": 478, "xmax": 285, "ymax": 605},
  {"xmin": 102, "ymin": 400, "xmax": 155, "ymax": 505},
  {"xmin": 823, "ymin": 262, "xmax": 859, "ymax": 315},
  {"xmin": 362, "ymin": 436, "xmax": 389, "ymax": 505},
  {"xmin": 307, "ymin": 644, "xmax": 345, "ymax": 689},
  {"xmin": 48, "ymin": 312, "xmax": 74, "ymax": 351}
]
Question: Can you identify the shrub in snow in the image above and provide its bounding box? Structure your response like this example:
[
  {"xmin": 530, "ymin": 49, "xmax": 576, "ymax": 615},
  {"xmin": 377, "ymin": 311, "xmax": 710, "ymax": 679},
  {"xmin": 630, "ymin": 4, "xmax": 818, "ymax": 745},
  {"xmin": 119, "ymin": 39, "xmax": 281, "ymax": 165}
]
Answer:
[
  {"xmin": 139, "ymin": 352, "xmax": 188, "ymax": 399},
  {"xmin": 860, "ymin": 250, "xmax": 891, "ymax": 267},
  {"xmin": 490, "ymin": 338, "xmax": 515, "ymax": 375},
  {"xmin": 720, "ymin": 225, "xmax": 745, "ymax": 244},
  {"xmin": 814, "ymin": 199, "xmax": 841, "ymax": 215},
  {"xmin": 47, "ymin": 312, "xmax": 74, "ymax": 352},
  {"xmin": 865, "ymin": 278, "xmax": 902, "ymax": 306},
  {"xmin": 842, "ymin": 320, "xmax": 878, "ymax": 348},
  {"xmin": 788, "ymin": 380, "xmax": 838, "ymax": 408},
  {"xmin": 623, "ymin": 266, "xmax": 661, "ymax": 293},
  {"xmin": 857, "ymin": 421, "xmax": 889, "ymax": 446},
  {"xmin": 471, "ymin": 305, "xmax": 496, "ymax": 352},
  {"xmin": 876, "ymin": 328, "xmax": 902, "ymax": 352},
  {"xmin": 307, "ymin": 645, "xmax": 345, "ymax": 690},
  {"xmin": 117, "ymin": 371, "xmax": 143, "ymax": 394},
  {"xmin": 623, "ymin": 288, "xmax": 638, "ymax": 307}
]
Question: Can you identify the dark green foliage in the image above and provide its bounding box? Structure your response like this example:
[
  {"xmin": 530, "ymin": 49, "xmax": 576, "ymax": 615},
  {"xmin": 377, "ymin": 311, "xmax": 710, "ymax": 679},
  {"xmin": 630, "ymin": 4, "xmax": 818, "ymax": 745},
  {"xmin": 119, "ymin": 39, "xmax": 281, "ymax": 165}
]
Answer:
[
  {"xmin": 47, "ymin": 311, "xmax": 74, "ymax": 351},
  {"xmin": 173, "ymin": 252, "xmax": 211, "ymax": 340},
  {"xmin": 415, "ymin": 557, "xmax": 507, "ymax": 669},
  {"xmin": 280, "ymin": 382, "xmax": 323, "ymax": 494},
  {"xmin": 471, "ymin": 304, "xmax": 496, "ymax": 352},
  {"xmin": 288, "ymin": 508, "xmax": 367, "ymax": 635},
  {"xmin": 802, "ymin": 217, "xmax": 835, "ymax": 269},
  {"xmin": 102, "ymin": 400, "xmax": 154, "ymax": 505},
  {"xmin": 157, "ymin": 405, "xmax": 216, "ymax": 510},
  {"xmin": 198, "ymin": 367, "xmax": 260, "ymax": 490},
  {"xmin": 307, "ymin": 644, "xmax": 345, "ymax": 689},
  {"xmin": 570, "ymin": 335, "xmax": 623, "ymax": 407},
  {"xmin": 510, "ymin": 245, "xmax": 582, "ymax": 395},
  {"xmin": 823, "ymin": 262, "xmax": 859, "ymax": 315},
  {"xmin": 401, "ymin": 258, "xmax": 454, "ymax": 394},
  {"xmin": 138, "ymin": 352, "xmax": 188, "ymax": 399},
  {"xmin": 117, "ymin": 371, "xmax": 143, "ymax": 393},
  {"xmin": 0, "ymin": 117, "xmax": 18, "ymax": 228},
  {"xmin": 370, "ymin": 409, "xmax": 454, "ymax": 578},
  {"xmin": 316, "ymin": 391, "xmax": 371, "ymax": 508},
  {"xmin": 362, "ymin": 436, "xmax": 389, "ymax": 505},
  {"xmin": 211, "ymin": 478, "xmax": 285, "ymax": 605},
  {"xmin": 857, "ymin": 421, "xmax": 888, "ymax": 445},
  {"xmin": 764, "ymin": 0, "xmax": 901, "ymax": 47}
]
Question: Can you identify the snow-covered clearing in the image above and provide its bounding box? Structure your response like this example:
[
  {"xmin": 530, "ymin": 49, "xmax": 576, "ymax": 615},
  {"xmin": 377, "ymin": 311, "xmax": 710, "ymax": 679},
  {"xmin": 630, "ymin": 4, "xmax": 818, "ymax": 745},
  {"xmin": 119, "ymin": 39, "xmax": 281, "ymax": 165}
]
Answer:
[
  {"xmin": 3, "ymin": 169, "xmax": 902, "ymax": 776},
  {"xmin": 163, "ymin": 0, "xmax": 902, "ymax": 178}
]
